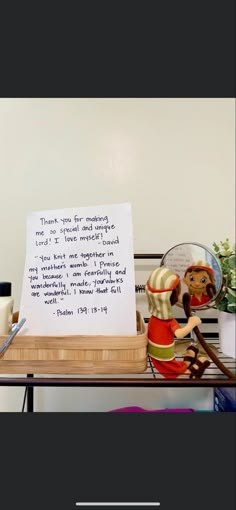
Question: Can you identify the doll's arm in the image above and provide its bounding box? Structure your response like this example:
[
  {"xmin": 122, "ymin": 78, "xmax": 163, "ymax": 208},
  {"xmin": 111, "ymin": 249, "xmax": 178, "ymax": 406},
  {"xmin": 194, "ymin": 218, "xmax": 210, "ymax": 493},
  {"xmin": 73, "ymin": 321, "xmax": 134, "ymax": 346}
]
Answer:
[{"xmin": 174, "ymin": 316, "xmax": 201, "ymax": 339}]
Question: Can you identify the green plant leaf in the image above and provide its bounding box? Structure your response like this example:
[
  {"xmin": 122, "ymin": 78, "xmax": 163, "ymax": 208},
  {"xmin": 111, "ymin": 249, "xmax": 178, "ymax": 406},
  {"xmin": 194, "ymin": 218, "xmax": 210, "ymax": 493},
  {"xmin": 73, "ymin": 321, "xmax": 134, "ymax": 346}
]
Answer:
[{"xmin": 212, "ymin": 239, "xmax": 236, "ymax": 314}]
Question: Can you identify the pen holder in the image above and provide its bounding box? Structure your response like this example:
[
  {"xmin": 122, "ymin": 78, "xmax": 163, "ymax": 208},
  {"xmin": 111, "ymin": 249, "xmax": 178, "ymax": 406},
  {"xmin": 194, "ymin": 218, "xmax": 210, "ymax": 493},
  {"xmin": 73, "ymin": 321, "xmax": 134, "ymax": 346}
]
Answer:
[{"xmin": 0, "ymin": 311, "xmax": 147, "ymax": 374}]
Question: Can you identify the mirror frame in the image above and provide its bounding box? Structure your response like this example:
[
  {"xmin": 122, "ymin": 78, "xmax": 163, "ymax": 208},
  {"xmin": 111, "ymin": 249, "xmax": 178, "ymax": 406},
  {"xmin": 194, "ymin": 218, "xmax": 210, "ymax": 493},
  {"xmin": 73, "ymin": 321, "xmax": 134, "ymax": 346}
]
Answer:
[{"xmin": 160, "ymin": 242, "xmax": 223, "ymax": 310}]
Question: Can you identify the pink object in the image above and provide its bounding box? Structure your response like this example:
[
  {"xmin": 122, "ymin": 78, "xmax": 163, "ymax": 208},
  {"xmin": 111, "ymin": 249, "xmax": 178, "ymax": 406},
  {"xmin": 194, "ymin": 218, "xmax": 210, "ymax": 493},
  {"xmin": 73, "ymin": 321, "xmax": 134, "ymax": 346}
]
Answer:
[{"xmin": 110, "ymin": 406, "xmax": 194, "ymax": 412}]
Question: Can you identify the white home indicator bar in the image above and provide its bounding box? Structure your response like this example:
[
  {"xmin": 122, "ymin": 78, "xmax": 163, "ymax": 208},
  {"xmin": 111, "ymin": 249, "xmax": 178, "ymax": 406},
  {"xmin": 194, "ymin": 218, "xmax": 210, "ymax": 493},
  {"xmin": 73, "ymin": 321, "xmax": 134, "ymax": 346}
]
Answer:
[{"xmin": 75, "ymin": 504, "xmax": 160, "ymax": 507}]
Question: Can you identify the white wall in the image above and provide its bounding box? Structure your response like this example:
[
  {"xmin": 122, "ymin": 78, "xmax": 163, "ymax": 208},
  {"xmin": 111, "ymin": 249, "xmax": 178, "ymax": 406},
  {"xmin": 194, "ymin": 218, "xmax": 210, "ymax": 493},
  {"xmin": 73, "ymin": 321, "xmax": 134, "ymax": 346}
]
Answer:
[{"xmin": 0, "ymin": 98, "xmax": 235, "ymax": 411}]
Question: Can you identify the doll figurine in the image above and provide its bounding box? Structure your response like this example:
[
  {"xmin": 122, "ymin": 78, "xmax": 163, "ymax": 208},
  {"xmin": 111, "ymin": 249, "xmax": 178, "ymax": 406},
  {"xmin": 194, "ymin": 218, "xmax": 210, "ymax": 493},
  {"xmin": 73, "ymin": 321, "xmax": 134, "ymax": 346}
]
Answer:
[
  {"xmin": 183, "ymin": 261, "xmax": 216, "ymax": 307},
  {"xmin": 145, "ymin": 266, "xmax": 211, "ymax": 379}
]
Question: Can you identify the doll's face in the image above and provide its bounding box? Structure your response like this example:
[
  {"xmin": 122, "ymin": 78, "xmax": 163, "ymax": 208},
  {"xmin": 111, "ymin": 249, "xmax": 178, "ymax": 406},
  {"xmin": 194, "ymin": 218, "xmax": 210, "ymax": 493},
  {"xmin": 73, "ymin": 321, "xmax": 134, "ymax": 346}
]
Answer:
[{"xmin": 183, "ymin": 269, "xmax": 212, "ymax": 295}]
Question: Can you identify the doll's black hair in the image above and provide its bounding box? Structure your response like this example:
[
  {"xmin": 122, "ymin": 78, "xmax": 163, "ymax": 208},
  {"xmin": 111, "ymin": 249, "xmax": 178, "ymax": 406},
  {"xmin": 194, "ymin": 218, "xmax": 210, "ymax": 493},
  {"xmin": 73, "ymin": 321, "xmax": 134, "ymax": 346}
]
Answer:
[{"xmin": 170, "ymin": 280, "xmax": 181, "ymax": 306}]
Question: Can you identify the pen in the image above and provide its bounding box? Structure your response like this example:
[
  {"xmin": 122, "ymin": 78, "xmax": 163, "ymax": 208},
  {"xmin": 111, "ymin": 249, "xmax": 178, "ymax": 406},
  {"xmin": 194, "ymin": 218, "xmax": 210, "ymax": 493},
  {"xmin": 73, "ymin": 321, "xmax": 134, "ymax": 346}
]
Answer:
[{"xmin": 0, "ymin": 318, "xmax": 26, "ymax": 355}]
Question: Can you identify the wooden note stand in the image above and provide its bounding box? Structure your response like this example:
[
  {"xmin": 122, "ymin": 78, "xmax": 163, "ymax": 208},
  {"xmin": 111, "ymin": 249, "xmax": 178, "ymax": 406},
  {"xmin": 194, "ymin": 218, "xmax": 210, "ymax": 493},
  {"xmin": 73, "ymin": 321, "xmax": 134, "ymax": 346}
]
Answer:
[{"xmin": 0, "ymin": 311, "xmax": 147, "ymax": 374}]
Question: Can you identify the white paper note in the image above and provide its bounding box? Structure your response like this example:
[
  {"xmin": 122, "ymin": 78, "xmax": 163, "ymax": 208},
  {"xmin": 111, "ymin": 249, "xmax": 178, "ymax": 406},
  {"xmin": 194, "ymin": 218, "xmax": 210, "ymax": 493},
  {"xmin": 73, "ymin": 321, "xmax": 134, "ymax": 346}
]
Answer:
[{"xmin": 19, "ymin": 203, "xmax": 136, "ymax": 336}]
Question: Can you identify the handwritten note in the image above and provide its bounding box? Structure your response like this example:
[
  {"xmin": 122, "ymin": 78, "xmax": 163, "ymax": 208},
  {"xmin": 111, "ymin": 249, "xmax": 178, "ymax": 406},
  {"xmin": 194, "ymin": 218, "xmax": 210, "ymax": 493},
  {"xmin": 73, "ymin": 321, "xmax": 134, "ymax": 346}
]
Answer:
[
  {"xmin": 19, "ymin": 203, "xmax": 136, "ymax": 336},
  {"xmin": 163, "ymin": 246, "xmax": 193, "ymax": 275}
]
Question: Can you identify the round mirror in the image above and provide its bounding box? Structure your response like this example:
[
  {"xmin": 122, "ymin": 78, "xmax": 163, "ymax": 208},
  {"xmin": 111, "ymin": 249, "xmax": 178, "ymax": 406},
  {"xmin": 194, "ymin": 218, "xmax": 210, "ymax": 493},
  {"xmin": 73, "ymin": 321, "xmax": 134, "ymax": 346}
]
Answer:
[{"xmin": 160, "ymin": 242, "xmax": 223, "ymax": 310}]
